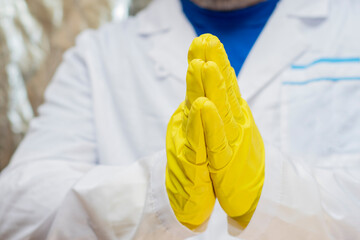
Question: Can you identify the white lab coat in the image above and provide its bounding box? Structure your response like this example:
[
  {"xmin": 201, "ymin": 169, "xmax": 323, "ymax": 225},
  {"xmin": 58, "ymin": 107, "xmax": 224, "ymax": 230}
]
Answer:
[{"xmin": 0, "ymin": 0, "xmax": 359, "ymax": 239}]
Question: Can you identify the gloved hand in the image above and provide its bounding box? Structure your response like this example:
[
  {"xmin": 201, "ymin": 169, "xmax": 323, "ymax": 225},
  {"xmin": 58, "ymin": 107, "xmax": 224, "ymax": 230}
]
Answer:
[
  {"xmin": 165, "ymin": 59, "xmax": 216, "ymax": 230},
  {"xmin": 187, "ymin": 34, "xmax": 265, "ymax": 229},
  {"xmin": 166, "ymin": 33, "xmax": 265, "ymax": 230}
]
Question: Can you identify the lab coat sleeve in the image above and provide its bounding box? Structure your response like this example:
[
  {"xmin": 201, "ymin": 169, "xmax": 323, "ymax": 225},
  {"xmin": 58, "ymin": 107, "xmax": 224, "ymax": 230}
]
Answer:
[
  {"xmin": 0, "ymin": 153, "xmax": 194, "ymax": 240},
  {"xmin": 46, "ymin": 151, "xmax": 197, "ymax": 240},
  {"xmin": 0, "ymin": 29, "xmax": 196, "ymax": 240},
  {"xmin": 230, "ymin": 143, "xmax": 360, "ymax": 239},
  {"xmin": 0, "ymin": 30, "xmax": 98, "ymax": 240}
]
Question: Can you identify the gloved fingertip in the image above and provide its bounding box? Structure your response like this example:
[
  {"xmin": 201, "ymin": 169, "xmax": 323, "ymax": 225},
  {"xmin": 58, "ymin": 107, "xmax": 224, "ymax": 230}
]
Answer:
[
  {"xmin": 188, "ymin": 36, "xmax": 207, "ymax": 63},
  {"xmin": 202, "ymin": 98, "xmax": 218, "ymax": 112},
  {"xmin": 202, "ymin": 61, "xmax": 222, "ymax": 87},
  {"xmin": 205, "ymin": 34, "xmax": 222, "ymax": 49},
  {"xmin": 191, "ymin": 96, "xmax": 210, "ymax": 109},
  {"xmin": 203, "ymin": 61, "xmax": 220, "ymax": 73}
]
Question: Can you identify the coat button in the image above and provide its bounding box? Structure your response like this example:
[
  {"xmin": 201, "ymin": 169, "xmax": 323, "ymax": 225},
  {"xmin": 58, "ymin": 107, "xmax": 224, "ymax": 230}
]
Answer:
[{"xmin": 155, "ymin": 63, "xmax": 169, "ymax": 79}]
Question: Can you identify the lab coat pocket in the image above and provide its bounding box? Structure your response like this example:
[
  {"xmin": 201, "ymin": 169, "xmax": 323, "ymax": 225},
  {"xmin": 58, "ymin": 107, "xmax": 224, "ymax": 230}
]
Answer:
[{"xmin": 280, "ymin": 55, "xmax": 360, "ymax": 166}]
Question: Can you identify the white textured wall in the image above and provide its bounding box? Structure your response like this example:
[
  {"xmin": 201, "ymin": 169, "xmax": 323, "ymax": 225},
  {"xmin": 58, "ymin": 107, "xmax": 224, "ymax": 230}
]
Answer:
[{"xmin": 0, "ymin": 0, "xmax": 152, "ymax": 171}]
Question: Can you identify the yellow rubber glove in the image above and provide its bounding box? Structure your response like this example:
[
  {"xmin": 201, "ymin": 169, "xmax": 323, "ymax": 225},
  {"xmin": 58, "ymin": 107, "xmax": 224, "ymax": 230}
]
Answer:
[
  {"xmin": 188, "ymin": 34, "xmax": 265, "ymax": 229},
  {"xmin": 166, "ymin": 59, "xmax": 216, "ymax": 230}
]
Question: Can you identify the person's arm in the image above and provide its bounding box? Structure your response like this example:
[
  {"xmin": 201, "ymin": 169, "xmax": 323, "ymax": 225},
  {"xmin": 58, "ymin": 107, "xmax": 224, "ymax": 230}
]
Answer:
[
  {"xmin": 231, "ymin": 143, "xmax": 360, "ymax": 239},
  {"xmin": 45, "ymin": 150, "xmax": 197, "ymax": 240},
  {"xmin": 0, "ymin": 29, "xmax": 196, "ymax": 240}
]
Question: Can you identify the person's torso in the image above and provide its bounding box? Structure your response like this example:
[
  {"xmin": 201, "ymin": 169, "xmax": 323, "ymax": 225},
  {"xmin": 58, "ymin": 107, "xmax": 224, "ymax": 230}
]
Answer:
[{"xmin": 84, "ymin": 0, "xmax": 360, "ymax": 238}]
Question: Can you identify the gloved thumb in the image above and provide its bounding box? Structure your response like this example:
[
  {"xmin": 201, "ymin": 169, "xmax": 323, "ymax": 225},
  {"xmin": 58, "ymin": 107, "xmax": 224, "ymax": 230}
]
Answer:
[
  {"xmin": 184, "ymin": 97, "xmax": 208, "ymax": 165},
  {"xmin": 200, "ymin": 99, "xmax": 233, "ymax": 171}
]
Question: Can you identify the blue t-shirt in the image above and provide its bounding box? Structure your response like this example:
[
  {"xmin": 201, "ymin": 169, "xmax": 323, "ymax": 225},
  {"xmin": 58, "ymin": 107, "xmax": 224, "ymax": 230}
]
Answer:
[{"xmin": 181, "ymin": 0, "xmax": 279, "ymax": 75}]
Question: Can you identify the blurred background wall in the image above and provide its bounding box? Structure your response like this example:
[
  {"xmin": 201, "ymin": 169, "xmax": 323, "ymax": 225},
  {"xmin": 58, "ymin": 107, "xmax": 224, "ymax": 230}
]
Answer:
[{"xmin": 0, "ymin": 0, "xmax": 152, "ymax": 171}]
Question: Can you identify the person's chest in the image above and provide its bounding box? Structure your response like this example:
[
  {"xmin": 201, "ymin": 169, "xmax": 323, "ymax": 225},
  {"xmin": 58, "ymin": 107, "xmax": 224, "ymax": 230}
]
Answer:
[
  {"xmin": 92, "ymin": 0, "xmax": 360, "ymax": 170},
  {"xmin": 247, "ymin": 0, "xmax": 360, "ymax": 167}
]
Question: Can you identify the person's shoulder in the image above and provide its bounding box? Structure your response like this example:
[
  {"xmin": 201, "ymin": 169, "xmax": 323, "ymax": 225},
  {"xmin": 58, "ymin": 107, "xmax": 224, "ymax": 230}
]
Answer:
[
  {"xmin": 69, "ymin": 0, "xmax": 168, "ymax": 58},
  {"xmin": 74, "ymin": 0, "xmax": 171, "ymax": 48},
  {"xmin": 73, "ymin": 17, "xmax": 136, "ymax": 51}
]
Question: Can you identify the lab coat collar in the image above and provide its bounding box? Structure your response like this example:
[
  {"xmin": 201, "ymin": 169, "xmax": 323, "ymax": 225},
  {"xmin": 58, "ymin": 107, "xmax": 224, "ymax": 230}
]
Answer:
[
  {"xmin": 137, "ymin": 0, "xmax": 330, "ymax": 90},
  {"xmin": 137, "ymin": 0, "xmax": 330, "ymax": 34},
  {"xmin": 137, "ymin": 0, "xmax": 196, "ymax": 82},
  {"xmin": 136, "ymin": 0, "xmax": 171, "ymax": 35},
  {"xmin": 238, "ymin": 0, "xmax": 330, "ymax": 101},
  {"xmin": 286, "ymin": 0, "xmax": 330, "ymax": 19}
]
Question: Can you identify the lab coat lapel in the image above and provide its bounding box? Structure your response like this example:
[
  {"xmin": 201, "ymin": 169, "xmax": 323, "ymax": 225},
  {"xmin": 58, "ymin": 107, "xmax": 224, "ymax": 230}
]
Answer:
[
  {"xmin": 137, "ymin": 0, "xmax": 196, "ymax": 82},
  {"xmin": 238, "ymin": 0, "xmax": 330, "ymax": 101}
]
